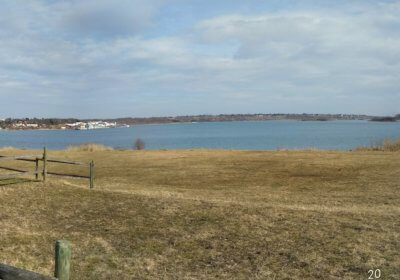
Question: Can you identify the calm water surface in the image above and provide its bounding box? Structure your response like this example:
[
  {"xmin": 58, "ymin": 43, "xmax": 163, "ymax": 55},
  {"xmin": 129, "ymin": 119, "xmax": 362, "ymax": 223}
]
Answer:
[{"xmin": 1, "ymin": 120, "xmax": 399, "ymax": 151}]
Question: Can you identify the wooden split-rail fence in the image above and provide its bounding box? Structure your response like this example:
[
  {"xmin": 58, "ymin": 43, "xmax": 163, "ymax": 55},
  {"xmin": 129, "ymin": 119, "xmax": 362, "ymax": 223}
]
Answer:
[
  {"xmin": 0, "ymin": 240, "xmax": 71, "ymax": 280},
  {"xmin": 0, "ymin": 147, "xmax": 95, "ymax": 188}
]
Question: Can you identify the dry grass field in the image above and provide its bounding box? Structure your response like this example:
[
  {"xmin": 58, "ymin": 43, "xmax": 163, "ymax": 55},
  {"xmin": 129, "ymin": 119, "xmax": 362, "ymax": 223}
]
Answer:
[{"xmin": 0, "ymin": 147, "xmax": 399, "ymax": 279}]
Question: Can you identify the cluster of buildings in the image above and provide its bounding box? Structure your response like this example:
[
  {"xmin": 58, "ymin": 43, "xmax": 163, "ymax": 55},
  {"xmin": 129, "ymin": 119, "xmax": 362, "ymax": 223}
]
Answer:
[
  {"xmin": 63, "ymin": 121, "xmax": 120, "ymax": 130},
  {"xmin": 0, "ymin": 119, "xmax": 129, "ymax": 130},
  {"xmin": 8, "ymin": 123, "xmax": 39, "ymax": 129},
  {"xmin": 0, "ymin": 120, "xmax": 40, "ymax": 129}
]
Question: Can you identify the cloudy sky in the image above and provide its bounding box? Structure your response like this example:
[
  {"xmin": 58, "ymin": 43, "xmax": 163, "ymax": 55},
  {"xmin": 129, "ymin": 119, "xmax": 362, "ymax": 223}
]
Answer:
[{"xmin": 1, "ymin": 0, "xmax": 399, "ymax": 118}]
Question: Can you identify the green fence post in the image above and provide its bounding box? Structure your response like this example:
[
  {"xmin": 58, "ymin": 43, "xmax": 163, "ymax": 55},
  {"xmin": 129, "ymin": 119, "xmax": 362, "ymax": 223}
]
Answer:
[
  {"xmin": 89, "ymin": 161, "xmax": 94, "ymax": 189},
  {"xmin": 55, "ymin": 240, "xmax": 71, "ymax": 280},
  {"xmin": 42, "ymin": 147, "xmax": 47, "ymax": 182},
  {"xmin": 35, "ymin": 157, "xmax": 39, "ymax": 180}
]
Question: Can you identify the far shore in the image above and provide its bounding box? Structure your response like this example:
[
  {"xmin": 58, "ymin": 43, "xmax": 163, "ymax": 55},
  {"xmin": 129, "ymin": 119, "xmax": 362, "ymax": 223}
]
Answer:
[
  {"xmin": 1, "ymin": 113, "xmax": 379, "ymax": 131},
  {"xmin": 0, "ymin": 118, "xmax": 386, "ymax": 132}
]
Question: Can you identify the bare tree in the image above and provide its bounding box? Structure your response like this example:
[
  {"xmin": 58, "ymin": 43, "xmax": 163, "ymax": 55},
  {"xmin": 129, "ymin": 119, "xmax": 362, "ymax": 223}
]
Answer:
[{"xmin": 134, "ymin": 138, "xmax": 145, "ymax": 150}]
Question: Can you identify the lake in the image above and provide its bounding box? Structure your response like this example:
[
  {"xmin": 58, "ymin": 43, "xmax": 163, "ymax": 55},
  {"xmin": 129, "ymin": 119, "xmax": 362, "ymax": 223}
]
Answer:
[{"xmin": 1, "ymin": 120, "xmax": 399, "ymax": 151}]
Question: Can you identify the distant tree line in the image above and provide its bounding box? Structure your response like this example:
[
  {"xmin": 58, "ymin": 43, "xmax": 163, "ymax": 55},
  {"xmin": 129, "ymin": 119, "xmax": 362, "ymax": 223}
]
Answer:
[
  {"xmin": 0, "ymin": 118, "xmax": 79, "ymax": 126},
  {"xmin": 370, "ymin": 115, "xmax": 400, "ymax": 122},
  {"xmin": 103, "ymin": 113, "xmax": 373, "ymax": 125}
]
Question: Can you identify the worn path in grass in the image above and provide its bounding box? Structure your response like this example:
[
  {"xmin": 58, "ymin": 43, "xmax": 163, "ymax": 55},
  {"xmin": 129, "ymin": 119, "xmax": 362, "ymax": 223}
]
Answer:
[{"xmin": 0, "ymin": 149, "xmax": 399, "ymax": 279}]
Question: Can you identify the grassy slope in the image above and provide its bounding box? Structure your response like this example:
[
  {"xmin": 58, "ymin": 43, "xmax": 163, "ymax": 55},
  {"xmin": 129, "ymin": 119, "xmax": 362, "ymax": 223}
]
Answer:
[{"xmin": 0, "ymin": 149, "xmax": 399, "ymax": 279}]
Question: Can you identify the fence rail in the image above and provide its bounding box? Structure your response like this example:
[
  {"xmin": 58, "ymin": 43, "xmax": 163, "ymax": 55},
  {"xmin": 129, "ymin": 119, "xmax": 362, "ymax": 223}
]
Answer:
[
  {"xmin": 0, "ymin": 263, "xmax": 56, "ymax": 280},
  {"xmin": 0, "ymin": 156, "xmax": 40, "ymax": 162},
  {"xmin": 47, "ymin": 171, "xmax": 90, "ymax": 180},
  {"xmin": 46, "ymin": 159, "xmax": 84, "ymax": 165},
  {"xmin": 0, "ymin": 147, "xmax": 95, "ymax": 188},
  {"xmin": 0, "ymin": 240, "xmax": 71, "ymax": 280}
]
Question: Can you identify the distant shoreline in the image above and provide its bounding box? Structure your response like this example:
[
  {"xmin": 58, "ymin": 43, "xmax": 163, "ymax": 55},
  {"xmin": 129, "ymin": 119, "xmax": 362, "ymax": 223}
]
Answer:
[
  {"xmin": 1, "ymin": 118, "xmax": 399, "ymax": 132},
  {"xmin": 0, "ymin": 118, "xmax": 376, "ymax": 132},
  {"xmin": 0, "ymin": 113, "xmax": 380, "ymax": 131}
]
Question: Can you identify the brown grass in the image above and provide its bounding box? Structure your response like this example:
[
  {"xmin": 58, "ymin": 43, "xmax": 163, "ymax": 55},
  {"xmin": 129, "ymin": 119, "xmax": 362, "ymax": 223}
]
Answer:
[
  {"xmin": 65, "ymin": 143, "xmax": 113, "ymax": 152},
  {"xmin": 355, "ymin": 138, "xmax": 400, "ymax": 152},
  {"xmin": 382, "ymin": 139, "xmax": 400, "ymax": 151},
  {"xmin": 0, "ymin": 149, "xmax": 399, "ymax": 279},
  {"xmin": 0, "ymin": 146, "xmax": 18, "ymax": 152}
]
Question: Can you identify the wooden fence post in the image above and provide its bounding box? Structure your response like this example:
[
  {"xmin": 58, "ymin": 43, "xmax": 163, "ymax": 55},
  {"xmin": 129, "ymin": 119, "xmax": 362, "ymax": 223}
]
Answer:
[
  {"xmin": 55, "ymin": 240, "xmax": 71, "ymax": 280},
  {"xmin": 35, "ymin": 157, "xmax": 39, "ymax": 180},
  {"xmin": 89, "ymin": 161, "xmax": 94, "ymax": 189},
  {"xmin": 42, "ymin": 147, "xmax": 47, "ymax": 182}
]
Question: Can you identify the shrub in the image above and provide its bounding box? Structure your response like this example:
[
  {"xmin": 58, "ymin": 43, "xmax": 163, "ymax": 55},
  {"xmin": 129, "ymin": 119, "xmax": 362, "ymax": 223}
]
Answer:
[
  {"xmin": 0, "ymin": 146, "xmax": 17, "ymax": 151},
  {"xmin": 355, "ymin": 138, "xmax": 400, "ymax": 152},
  {"xmin": 134, "ymin": 138, "xmax": 145, "ymax": 150},
  {"xmin": 382, "ymin": 139, "xmax": 400, "ymax": 151},
  {"xmin": 66, "ymin": 143, "xmax": 113, "ymax": 152}
]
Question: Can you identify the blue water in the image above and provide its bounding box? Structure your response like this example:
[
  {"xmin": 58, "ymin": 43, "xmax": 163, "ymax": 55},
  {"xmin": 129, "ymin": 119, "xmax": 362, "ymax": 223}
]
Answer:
[{"xmin": 0, "ymin": 120, "xmax": 399, "ymax": 151}]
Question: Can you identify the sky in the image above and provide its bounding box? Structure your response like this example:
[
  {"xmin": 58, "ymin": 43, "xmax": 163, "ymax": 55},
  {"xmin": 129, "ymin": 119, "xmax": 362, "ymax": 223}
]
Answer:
[{"xmin": 1, "ymin": 0, "xmax": 399, "ymax": 118}]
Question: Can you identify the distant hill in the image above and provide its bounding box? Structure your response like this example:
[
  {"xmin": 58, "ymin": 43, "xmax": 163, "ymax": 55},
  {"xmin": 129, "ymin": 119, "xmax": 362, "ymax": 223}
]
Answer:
[
  {"xmin": 370, "ymin": 116, "xmax": 398, "ymax": 122},
  {"xmin": 104, "ymin": 113, "xmax": 371, "ymax": 125}
]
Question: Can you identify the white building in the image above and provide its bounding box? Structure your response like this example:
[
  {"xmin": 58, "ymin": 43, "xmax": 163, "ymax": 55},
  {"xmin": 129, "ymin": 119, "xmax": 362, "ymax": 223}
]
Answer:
[{"xmin": 66, "ymin": 121, "xmax": 117, "ymax": 130}]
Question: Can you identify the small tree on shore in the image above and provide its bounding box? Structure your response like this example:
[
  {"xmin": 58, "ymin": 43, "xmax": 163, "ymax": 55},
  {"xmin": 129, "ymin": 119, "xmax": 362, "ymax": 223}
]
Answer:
[{"xmin": 134, "ymin": 138, "xmax": 145, "ymax": 150}]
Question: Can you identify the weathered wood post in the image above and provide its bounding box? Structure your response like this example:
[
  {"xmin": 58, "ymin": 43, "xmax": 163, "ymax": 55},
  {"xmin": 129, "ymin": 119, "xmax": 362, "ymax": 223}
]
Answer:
[
  {"xmin": 89, "ymin": 160, "xmax": 94, "ymax": 189},
  {"xmin": 55, "ymin": 240, "xmax": 71, "ymax": 280},
  {"xmin": 35, "ymin": 157, "xmax": 39, "ymax": 180},
  {"xmin": 42, "ymin": 147, "xmax": 47, "ymax": 182}
]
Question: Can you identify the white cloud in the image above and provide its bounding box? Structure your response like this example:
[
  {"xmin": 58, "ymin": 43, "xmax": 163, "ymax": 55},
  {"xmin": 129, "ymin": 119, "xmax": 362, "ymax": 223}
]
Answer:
[
  {"xmin": 193, "ymin": 4, "xmax": 400, "ymax": 102},
  {"xmin": 0, "ymin": 1, "xmax": 399, "ymax": 117}
]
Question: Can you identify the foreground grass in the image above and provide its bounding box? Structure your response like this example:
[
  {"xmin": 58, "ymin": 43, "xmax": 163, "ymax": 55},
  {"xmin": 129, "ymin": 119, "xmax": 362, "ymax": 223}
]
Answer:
[{"xmin": 0, "ymin": 149, "xmax": 399, "ymax": 279}]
